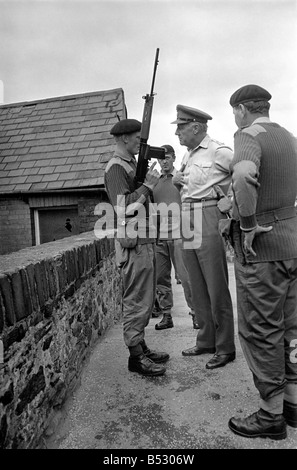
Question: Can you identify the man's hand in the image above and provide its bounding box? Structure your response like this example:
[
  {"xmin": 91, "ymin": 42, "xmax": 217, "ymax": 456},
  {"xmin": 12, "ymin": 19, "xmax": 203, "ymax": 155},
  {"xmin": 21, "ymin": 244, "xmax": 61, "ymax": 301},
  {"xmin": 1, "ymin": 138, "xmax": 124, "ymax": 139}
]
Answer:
[
  {"xmin": 243, "ymin": 224, "xmax": 273, "ymax": 256},
  {"xmin": 172, "ymin": 171, "xmax": 185, "ymax": 187},
  {"xmin": 144, "ymin": 161, "xmax": 160, "ymax": 189}
]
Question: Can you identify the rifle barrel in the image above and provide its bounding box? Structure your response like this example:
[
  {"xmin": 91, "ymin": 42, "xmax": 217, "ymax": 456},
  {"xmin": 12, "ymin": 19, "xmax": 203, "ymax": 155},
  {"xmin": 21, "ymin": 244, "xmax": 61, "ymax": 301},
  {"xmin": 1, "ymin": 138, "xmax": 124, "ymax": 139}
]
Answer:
[{"xmin": 150, "ymin": 48, "xmax": 159, "ymax": 96}]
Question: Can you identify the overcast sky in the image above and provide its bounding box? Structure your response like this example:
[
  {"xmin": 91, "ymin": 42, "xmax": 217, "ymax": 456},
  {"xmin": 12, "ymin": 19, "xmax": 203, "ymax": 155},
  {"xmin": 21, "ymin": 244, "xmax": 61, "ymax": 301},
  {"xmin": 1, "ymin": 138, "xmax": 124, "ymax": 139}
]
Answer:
[{"xmin": 1, "ymin": 0, "xmax": 296, "ymax": 167}]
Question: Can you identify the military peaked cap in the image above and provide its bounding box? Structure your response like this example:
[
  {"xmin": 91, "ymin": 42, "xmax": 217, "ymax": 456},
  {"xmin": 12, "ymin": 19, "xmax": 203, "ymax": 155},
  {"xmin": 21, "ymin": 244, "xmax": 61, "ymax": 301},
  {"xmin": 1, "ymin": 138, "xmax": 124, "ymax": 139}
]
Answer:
[
  {"xmin": 229, "ymin": 84, "xmax": 272, "ymax": 107},
  {"xmin": 171, "ymin": 104, "xmax": 212, "ymax": 124},
  {"xmin": 110, "ymin": 119, "xmax": 142, "ymax": 136}
]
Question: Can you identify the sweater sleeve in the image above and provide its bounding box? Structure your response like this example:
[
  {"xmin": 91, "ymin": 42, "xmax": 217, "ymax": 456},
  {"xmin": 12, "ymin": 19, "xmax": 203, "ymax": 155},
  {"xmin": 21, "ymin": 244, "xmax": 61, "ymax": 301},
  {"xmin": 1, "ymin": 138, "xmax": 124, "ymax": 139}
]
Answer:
[{"xmin": 231, "ymin": 130, "xmax": 262, "ymax": 230}]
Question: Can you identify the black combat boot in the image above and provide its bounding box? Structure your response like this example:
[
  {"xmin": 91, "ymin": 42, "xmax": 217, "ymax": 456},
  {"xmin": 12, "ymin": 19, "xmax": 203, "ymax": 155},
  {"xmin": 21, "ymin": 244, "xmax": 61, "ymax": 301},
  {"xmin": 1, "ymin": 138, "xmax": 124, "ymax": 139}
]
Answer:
[
  {"xmin": 155, "ymin": 312, "xmax": 174, "ymax": 330},
  {"xmin": 140, "ymin": 340, "xmax": 170, "ymax": 363},
  {"xmin": 189, "ymin": 311, "xmax": 199, "ymax": 329},
  {"xmin": 128, "ymin": 344, "xmax": 166, "ymax": 376},
  {"xmin": 283, "ymin": 400, "xmax": 297, "ymax": 428}
]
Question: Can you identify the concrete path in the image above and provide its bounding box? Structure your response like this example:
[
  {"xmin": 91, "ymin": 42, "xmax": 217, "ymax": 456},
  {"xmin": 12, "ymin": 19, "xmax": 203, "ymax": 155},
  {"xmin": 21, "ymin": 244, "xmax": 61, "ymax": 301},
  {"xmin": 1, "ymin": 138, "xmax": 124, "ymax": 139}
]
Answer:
[{"xmin": 45, "ymin": 262, "xmax": 297, "ymax": 450}]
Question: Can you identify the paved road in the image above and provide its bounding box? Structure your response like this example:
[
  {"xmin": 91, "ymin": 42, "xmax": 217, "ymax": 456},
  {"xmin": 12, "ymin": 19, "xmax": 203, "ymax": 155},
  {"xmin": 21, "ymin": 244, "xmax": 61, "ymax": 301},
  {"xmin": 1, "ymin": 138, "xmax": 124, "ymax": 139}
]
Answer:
[{"xmin": 45, "ymin": 262, "xmax": 297, "ymax": 450}]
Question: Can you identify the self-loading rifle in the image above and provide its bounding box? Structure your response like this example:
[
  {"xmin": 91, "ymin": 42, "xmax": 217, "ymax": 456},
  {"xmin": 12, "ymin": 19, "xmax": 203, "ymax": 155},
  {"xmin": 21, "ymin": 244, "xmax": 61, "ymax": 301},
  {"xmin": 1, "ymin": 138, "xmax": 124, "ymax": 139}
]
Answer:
[{"xmin": 135, "ymin": 48, "xmax": 165, "ymax": 186}]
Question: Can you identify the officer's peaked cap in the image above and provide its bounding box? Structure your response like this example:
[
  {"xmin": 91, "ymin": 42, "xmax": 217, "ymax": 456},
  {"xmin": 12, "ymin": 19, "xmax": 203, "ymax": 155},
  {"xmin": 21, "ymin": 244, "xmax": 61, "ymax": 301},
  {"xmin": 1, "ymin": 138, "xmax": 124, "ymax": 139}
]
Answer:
[{"xmin": 171, "ymin": 104, "xmax": 212, "ymax": 124}]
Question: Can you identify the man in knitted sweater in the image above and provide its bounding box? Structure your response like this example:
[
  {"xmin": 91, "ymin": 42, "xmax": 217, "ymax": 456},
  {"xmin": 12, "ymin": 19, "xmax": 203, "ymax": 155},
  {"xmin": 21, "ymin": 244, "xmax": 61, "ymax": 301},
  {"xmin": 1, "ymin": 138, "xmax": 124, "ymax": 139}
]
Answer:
[
  {"xmin": 152, "ymin": 144, "xmax": 197, "ymax": 331},
  {"xmin": 227, "ymin": 84, "xmax": 297, "ymax": 440},
  {"xmin": 104, "ymin": 119, "xmax": 170, "ymax": 377}
]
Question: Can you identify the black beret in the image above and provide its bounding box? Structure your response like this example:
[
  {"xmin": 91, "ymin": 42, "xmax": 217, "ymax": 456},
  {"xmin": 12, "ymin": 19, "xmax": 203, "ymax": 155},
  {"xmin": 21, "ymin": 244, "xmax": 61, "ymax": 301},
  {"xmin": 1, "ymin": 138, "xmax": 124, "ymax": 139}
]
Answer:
[
  {"xmin": 110, "ymin": 119, "xmax": 142, "ymax": 136},
  {"xmin": 229, "ymin": 84, "xmax": 272, "ymax": 107}
]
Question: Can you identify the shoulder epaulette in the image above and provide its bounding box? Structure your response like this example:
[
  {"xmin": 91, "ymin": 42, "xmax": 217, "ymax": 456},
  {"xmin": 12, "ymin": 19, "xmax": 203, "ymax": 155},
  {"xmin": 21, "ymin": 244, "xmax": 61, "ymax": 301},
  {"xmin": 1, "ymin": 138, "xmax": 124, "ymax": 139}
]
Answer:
[
  {"xmin": 241, "ymin": 124, "xmax": 267, "ymax": 137},
  {"xmin": 212, "ymin": 138, "xmax": 225, "ymax": 146},
  {"xmin": 105, "ymin": 156, "xmax": 133, "ymax": 174},
  {"xmin": 211, "ymin": 138, "xmax": 232, "ymax": 151}
]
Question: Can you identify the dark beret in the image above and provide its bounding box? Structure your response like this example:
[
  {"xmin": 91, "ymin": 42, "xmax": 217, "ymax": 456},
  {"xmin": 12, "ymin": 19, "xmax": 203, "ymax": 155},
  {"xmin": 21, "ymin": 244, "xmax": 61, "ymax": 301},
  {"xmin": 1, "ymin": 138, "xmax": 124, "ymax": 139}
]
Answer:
[
  {"xmin": 229, "ymin": 84, "xmax": 272, "ymax": 107},
  {"xmin": 171, "ymin": 104, "xmax": 212, "ymax": 124},
  {"xmin": 161, "ymin": 144, "xmax": 175, "ymax": 156},
  {"xmin": 110, "ymin": 119, "xmax": 142, "ymax": 136}
]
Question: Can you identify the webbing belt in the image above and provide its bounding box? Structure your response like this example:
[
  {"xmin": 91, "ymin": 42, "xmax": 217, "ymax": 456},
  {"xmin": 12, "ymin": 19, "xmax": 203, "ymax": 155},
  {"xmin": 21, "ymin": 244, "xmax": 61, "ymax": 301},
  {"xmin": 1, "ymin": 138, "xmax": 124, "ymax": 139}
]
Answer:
[
  {"xmin": 182, "ymin": 199, "xmax": 218, "ymax": 209},
  {"xmin": 256, "ymin": 206, "xmax": 296, "ymax": 225}
]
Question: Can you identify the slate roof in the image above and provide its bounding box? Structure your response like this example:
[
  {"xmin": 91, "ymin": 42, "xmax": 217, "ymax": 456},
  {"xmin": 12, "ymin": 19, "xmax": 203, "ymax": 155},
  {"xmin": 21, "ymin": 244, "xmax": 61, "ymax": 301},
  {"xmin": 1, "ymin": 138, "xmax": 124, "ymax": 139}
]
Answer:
[{"xmin": 0, "ymin": 88, "xmax": 126, "ymax": 194}]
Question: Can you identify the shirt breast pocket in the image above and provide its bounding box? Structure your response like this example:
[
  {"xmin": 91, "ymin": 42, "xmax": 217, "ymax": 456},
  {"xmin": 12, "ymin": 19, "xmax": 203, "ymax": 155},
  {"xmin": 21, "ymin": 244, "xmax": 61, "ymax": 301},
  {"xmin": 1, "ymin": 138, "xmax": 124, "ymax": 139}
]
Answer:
[{"xmin": 191, "ymin": 162, "xmax": 213, "ymax": 185}]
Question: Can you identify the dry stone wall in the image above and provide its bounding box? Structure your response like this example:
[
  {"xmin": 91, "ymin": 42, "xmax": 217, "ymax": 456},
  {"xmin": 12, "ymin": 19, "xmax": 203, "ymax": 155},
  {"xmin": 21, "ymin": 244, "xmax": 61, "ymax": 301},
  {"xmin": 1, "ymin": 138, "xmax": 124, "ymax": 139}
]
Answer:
[{"xmin": 0, "ymin": 231, "xmax": 122, "ymax": 449}]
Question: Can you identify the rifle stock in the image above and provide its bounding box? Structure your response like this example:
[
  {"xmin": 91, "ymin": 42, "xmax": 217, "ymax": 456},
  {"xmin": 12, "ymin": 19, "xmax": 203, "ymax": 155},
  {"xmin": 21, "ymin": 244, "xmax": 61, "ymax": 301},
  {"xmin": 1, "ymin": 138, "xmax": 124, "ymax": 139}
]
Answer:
[{"xmin": 135, "ymin": 48, "xmax": 165, "ymax": 186}]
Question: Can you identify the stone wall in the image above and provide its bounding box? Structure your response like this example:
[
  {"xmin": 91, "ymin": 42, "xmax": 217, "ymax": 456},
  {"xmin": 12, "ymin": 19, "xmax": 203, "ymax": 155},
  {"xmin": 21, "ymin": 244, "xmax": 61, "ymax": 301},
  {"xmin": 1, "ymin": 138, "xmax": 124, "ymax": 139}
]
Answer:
[{"xmin": 0, "ymin": 231, "xmax": 122, "ymax": 449}]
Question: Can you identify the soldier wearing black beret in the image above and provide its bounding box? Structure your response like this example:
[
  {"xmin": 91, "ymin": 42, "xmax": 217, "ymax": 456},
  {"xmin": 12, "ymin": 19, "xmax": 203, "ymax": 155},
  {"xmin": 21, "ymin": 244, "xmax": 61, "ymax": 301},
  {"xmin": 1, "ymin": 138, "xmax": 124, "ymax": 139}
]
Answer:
[
  {"xmin": 104, "ymin": 118, "xmax": 170, "ymax": 377},
  {"xmin": 110, "ymin": 118, "xmax": 142, "ymax": 136},
  {"xmin": 229, "ymin": 84, "xmax": 272, "ymax": 107},
  {"xmin": 227, "ymin": 84, "xmax": 297, "ymax": 440}
]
